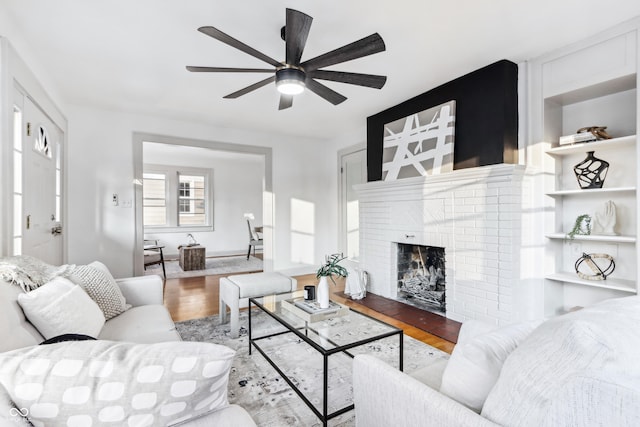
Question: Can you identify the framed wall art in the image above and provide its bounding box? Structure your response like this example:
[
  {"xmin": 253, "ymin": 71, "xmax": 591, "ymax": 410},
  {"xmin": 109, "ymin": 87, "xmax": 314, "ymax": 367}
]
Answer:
[{"xmin": 382, "ymin": 100, "xmax": 456, "ymax": 181}]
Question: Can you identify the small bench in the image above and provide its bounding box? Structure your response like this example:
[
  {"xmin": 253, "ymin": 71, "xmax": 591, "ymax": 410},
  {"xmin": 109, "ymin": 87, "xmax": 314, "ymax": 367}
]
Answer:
[{"xmin": 219, "ymin": 272, "xmax": 298, "ymax": 338}]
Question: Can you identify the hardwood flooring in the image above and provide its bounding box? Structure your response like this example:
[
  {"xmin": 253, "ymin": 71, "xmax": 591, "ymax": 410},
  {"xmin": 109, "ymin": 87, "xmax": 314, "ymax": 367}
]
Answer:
[{"xmin": 163, "ymin": 268, "xmax": 457, "ymax": 354}]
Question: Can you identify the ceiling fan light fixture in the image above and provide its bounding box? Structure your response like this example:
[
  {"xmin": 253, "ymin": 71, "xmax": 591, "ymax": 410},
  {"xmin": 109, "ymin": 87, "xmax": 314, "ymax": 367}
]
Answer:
[{"xmin": 276, "ymin": 68, "xmax": 306, "ymax": 95}]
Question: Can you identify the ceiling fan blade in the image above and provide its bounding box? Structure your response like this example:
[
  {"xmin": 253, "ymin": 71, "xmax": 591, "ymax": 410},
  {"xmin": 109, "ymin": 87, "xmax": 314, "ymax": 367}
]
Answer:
[
  {"xmin": 304, "ymin": 78, "xmax": 347, "ymax": 105},
  {"xmin": 198, "ymin": 26, "xmax": 282, "ymax": 68},
  {"xmin": 186, "ymin": 66, "xmax": 275, "ymax": 73},
  {"xmin": 285, "ymin": 9, "xmax": 313, "ymax": 66},
  {"xmin": 301, "ymin": 33, "xmax": 386, "ymax": 71},
  {"xmin": 279, "ymin": 95, "xmax": 293, "ymax": 110},
  {"xmin": 307, "ymin": 70, "xmax": 387, "ymax": 89},
  {"xmin": 223, "ymin": 76, "xmax": 276, "ymax": 99}
]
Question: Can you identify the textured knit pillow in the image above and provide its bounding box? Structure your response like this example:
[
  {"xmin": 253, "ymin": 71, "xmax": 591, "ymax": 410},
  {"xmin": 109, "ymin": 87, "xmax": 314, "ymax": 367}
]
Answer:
[
  {"xmin": 0, "ymin": 340, "xmax": 236, "ymax": 427},
  {"xmin": 16, "ymin": 277, "xmax": 105, "ymax": 340},
  {"xmin": 67, "ymin": 262, "xmax": 130, "ymax": 320}
]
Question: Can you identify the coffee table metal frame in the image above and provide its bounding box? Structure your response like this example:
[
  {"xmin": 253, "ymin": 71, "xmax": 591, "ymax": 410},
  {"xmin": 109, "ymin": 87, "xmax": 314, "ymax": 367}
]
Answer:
[{"xmin": 248, "ymin": 295, "xmax": 403, "ymax": 426}]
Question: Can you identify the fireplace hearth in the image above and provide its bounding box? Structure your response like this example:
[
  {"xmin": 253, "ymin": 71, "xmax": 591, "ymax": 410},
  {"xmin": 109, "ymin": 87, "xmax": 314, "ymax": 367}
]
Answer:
[{"xmin": 396, "ymin": 243, "xmax": 446, "ymax": 315}]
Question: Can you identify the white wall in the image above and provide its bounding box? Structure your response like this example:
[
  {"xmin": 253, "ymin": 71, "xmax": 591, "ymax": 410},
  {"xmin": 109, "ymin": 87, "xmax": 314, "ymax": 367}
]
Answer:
[
  {"xmin": 66, "ymin": 104, "xmax": 340, "ymax": 278},
  {"xmin": 143, "ymin": 143, "xmax": 264, "ymax": 258}
]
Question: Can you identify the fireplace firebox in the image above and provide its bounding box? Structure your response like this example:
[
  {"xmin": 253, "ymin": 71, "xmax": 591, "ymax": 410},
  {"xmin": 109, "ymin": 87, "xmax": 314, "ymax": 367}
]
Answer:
[{"xmin": 396, "ymin": 243, "xmax": 446, "ymax": 315}]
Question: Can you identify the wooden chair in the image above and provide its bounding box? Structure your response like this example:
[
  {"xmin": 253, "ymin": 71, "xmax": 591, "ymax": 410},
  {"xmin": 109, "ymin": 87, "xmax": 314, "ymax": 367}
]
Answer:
[{"xmin": 144, "ymin": 239, "xmax": 166, "ymax": 278}]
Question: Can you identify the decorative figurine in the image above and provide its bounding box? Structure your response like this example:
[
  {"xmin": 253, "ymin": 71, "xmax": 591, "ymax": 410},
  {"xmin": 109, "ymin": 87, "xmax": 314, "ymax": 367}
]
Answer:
[
  {"xmin": 574, "ymin": 252, "xmax": 615, "ymax": 281},
  {"xmin": 594, "ymin": 200, "xmax": 617, "ymax": 235},
  {"xmin": 576, "ymin": 126, "xmax": 612, "ymax": 140}
]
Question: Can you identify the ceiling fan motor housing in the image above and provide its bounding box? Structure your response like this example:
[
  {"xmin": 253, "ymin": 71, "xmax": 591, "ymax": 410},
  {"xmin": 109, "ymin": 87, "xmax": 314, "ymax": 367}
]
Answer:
[{"xmin": 275, "ymin": 68, "xmax": 306, "ymax": 94}]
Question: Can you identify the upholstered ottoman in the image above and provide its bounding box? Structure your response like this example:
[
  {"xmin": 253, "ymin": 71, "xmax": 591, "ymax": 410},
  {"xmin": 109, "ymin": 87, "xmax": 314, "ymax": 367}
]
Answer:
[{"xmin": 219, "ymin": 272, "xmax": 297, "ymax": 338}]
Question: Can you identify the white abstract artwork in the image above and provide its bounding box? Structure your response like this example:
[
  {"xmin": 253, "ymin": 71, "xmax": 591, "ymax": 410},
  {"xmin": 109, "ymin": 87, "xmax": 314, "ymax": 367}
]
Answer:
[{"xmin": 382, "ymin": 100, "xmax": 456, "ymax": 181}]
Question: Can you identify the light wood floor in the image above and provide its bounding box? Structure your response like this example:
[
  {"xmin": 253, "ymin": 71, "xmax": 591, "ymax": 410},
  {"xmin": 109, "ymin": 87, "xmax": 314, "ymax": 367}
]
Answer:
[{"xmin": 163, "ymin": 268, "xmax": 455, "ymax": 354}]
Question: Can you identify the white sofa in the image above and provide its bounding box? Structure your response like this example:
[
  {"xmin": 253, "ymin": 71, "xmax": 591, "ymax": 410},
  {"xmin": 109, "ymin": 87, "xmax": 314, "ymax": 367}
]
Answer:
[
  {"xmin": 0, "ymin": 268, "xmax": 256, "ymax": 427},
  {"xmin": 353, "ymin": 296, "xmax": 640, "ymax": 427}
]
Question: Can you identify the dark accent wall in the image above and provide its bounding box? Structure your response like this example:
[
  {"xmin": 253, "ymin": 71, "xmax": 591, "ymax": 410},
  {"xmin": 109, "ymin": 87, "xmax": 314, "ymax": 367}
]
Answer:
[{"xmin": 367, "ymin": 59, "xmax": 518, "ymax": 181}]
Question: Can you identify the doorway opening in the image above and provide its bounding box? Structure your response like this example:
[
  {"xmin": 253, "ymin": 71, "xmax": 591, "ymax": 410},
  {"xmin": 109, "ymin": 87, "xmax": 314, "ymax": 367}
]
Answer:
[{"xmin": 133, "ymin": 133, "xmax": 274, "ymax": 275}]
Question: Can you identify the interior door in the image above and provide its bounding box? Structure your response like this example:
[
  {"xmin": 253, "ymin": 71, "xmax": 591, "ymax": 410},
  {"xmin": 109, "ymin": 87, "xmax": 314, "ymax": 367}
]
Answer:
[
  {"xmin": 19, "ymin": 95, "xmax": 63, "ymax": 265},
  {"xmin": 340, "ymin": 148, "xmax": 367, "ymax": 260}
]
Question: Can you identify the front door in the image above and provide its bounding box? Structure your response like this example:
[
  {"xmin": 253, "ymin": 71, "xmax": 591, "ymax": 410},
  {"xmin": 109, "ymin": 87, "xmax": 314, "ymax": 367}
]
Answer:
[{"xmin": 17, "ymin": 94, "xmax": 63, "ymax": 264}]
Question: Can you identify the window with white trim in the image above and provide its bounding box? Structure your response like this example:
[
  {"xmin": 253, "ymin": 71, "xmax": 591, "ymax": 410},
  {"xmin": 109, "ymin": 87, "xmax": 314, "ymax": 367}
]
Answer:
[{"xmin": 143, "ymin": 165, "xmax": 213, "ymax": 230}]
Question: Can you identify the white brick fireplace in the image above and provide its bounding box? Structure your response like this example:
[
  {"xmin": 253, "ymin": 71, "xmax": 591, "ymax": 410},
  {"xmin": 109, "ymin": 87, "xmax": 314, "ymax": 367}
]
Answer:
[{"xmin": 356, "ymin": 164, "xmax": 532, "ymax": 325}]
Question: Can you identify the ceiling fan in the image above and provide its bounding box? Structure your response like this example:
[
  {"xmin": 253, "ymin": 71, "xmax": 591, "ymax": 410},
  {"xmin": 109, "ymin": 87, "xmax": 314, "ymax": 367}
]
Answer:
[{"xmin": 186, "ymin": 8, "xmax": 387, "ymax": 110}]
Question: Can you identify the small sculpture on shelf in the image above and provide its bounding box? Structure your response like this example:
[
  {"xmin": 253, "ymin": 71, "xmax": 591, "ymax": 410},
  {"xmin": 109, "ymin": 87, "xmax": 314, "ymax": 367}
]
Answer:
[
  {"xmin": 576, "ymin": 126, "xmax": 612, "ymax": 140},
  {"xmin": 573, "ymin": 151, "xmax": 609, "ymax": 189},
  {"xmin": 593, "ymin": 200, "xmax": 617, "ymax": 235},
  {"xmin": 574, "ymin": 252, "xmax": 615, "ymax": 281},
  {"xmin": 559, "ymin": 126, "xmax": 613, "ymax": 145},
  {"xmin": 567, "ymin": 214, "xmax": 591, "ymax": 239}
]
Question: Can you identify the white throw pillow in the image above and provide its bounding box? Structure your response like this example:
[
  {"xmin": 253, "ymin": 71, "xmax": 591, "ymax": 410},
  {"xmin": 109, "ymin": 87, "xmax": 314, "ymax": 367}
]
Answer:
[
  {"xmin": 17, "ymin": 277, "xmax": 105, "ymax": 340},
  {"xmin": 439, "ymin": 320, "xmax": 540, "ymax": 412},
  {"xmin": 482, "ymin": 296, "xmax": 640, "ymax": 427},
  {"xmin": 67, "ymin": 261, "xmax": 130, "ymax": 320},
  {"xmin": 0, "ymin": 340, "xmax": 236, "ymax": 427}
]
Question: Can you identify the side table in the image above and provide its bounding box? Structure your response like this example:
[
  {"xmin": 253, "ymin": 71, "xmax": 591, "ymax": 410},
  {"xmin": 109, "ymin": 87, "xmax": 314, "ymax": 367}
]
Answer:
[{"xmin": 179, "ymin": 245, "xmax": 206, "ymax": 271}]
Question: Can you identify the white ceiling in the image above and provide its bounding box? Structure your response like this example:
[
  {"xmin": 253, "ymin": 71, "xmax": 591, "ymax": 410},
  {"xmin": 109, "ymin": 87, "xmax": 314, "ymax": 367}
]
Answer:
[{"xmin": 4, "ymin": 0, "xmax": 640, "ymax": 141}]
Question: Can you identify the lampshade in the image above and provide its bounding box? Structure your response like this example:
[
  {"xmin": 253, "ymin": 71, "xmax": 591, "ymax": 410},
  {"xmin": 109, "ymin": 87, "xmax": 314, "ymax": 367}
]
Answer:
[{"xmin": 276, "ymin": 68, "xmax": 306, "ymax": 95}]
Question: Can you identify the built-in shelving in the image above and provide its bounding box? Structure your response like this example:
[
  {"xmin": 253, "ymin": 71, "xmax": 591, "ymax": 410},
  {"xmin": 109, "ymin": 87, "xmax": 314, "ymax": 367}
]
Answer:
[
  {"xmin": 545, "ymin": 135, "xmax": 636, "ymax": 156},
  {"xmin": 532, "ymin": 25, "xmax": 639, "ymax": 316},
  {"xmin": 545, "ymin": 187, "xmax": 636, "ymax": 197},
  {"xmin": 545, "ymin": 233, "xmax": 636, "ymax": 243},
  {"xmin": 546, "ymin": 273, "xmax": 637, "ymax": 294}
]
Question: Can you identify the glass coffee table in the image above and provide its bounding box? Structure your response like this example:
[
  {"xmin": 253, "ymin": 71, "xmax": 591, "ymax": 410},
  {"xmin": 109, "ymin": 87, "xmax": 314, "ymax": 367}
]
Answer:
[{"xmin": 248, "ymin": 292, "xmax": 403, "ymax": 426}]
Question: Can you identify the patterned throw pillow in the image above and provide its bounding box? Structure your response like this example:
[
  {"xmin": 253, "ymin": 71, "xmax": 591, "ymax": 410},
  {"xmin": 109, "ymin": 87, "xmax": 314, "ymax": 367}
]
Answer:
[
  {"xmin": 0, "ymin": 381, "xmax": 33, "ymax": 426},
  {"xmin": 67, "ymin": 263, "xmax": 130, "ymax": 320},
  {"xmin": 0, "ymin": 340, "xmax": 236, "ymax": 427}
]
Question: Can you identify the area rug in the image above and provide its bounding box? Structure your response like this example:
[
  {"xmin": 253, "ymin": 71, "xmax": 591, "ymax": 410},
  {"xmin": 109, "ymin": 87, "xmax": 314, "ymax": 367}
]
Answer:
[
  {"xmin": 144, "ymin": 255, "xmax": 262, "ymax": 279},
  {"xmin": 175, "ymin": 311, "xmax": 449, "ymax": 426}
]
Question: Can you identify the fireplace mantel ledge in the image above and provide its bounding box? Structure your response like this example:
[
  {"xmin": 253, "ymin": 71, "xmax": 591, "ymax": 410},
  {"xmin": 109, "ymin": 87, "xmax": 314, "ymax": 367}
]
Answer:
[{"xmin": 355, "ymin": 163, "xmax": 525, "ymax": 193}]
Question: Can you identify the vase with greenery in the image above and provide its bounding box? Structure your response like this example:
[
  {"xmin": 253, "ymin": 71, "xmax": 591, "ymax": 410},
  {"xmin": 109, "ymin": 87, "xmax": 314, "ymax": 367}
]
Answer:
[{"xmin": 316, "ymin": 253, "xmax": 348, "ymax": 308}]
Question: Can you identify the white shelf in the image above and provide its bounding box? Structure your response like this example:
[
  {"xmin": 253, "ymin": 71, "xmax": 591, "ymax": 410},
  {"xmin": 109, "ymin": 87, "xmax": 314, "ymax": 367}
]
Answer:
[
  {"xmin": 546, "ymin": 273, "xmax": 637, "ymax": 293},
  {"xmin": 546, "ymin": 187, "xmax": 636, "ymax": 197},
  {"xmin": 545, "ymin": 233, "xmax": 636, "ymax": 243},
  {"xmin": 545, "ymin": 135, "xmax": 636, "ymax": 156}
]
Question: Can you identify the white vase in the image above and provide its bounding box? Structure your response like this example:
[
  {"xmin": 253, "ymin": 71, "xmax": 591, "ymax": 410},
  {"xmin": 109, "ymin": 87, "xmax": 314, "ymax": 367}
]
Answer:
[{"xmin": 317, "ymin": 276, "xmax": 330, "ymax": 309}]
